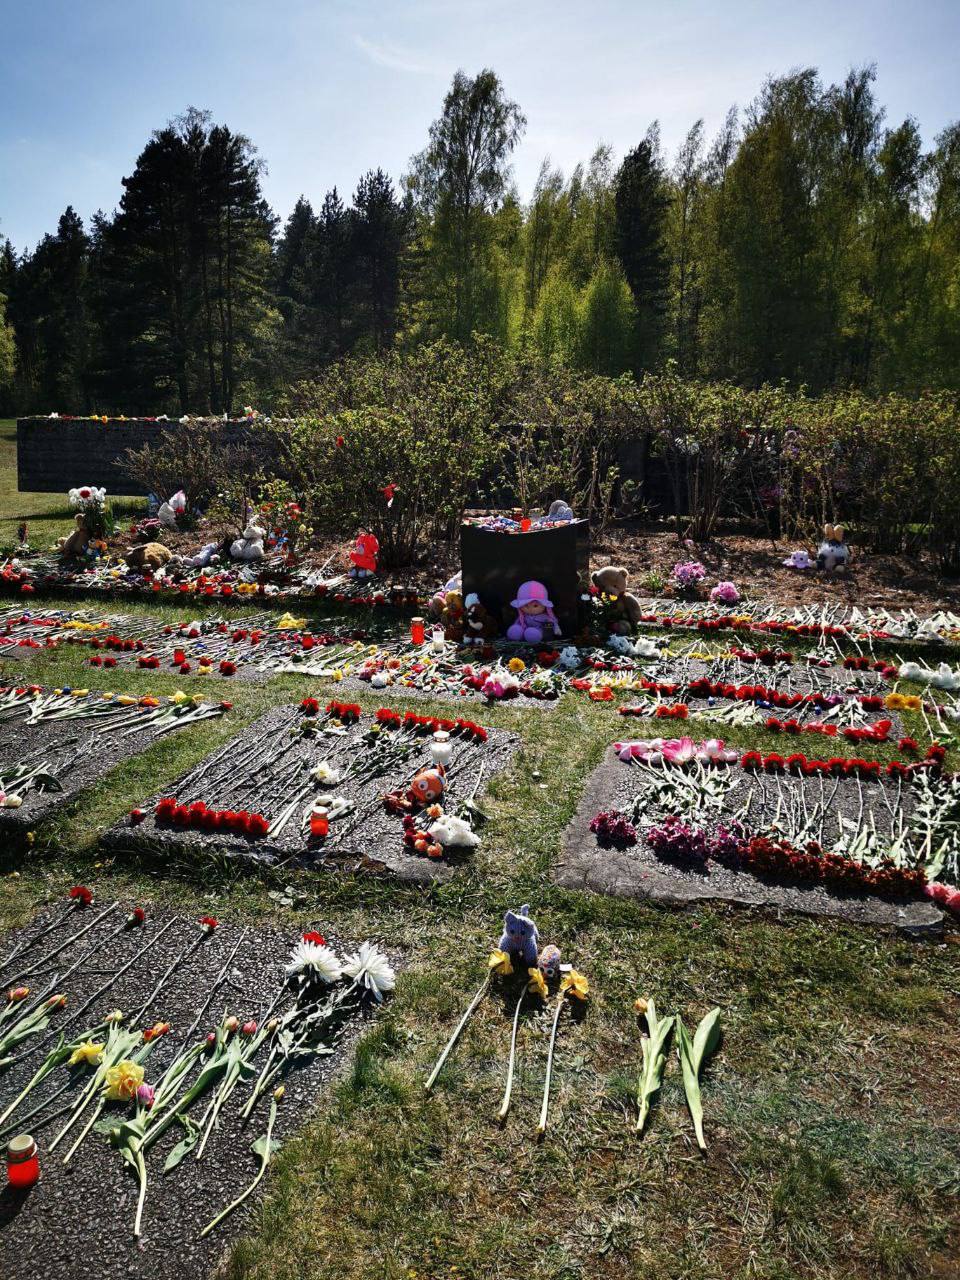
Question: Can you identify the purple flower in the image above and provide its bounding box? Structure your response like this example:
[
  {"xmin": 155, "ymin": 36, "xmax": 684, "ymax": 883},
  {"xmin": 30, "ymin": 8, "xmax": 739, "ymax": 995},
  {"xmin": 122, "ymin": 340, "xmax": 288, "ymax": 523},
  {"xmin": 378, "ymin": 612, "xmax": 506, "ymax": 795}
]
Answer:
[
  {"xmin": 710, "ymin": 581, "xmax": 739, "ymax": 605},
  {"xmin": 136, "ymin": 1083, "xmax": 155, "ymax": 1109}
]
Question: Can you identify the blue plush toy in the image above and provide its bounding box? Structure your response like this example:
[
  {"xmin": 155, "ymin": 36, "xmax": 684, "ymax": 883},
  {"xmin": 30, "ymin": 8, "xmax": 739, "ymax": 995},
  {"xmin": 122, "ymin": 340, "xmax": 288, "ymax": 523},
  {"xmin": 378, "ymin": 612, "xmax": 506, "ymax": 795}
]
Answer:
[{"xmin": 499, "ymin": 905, "xmax": 540, "ymax": 969}]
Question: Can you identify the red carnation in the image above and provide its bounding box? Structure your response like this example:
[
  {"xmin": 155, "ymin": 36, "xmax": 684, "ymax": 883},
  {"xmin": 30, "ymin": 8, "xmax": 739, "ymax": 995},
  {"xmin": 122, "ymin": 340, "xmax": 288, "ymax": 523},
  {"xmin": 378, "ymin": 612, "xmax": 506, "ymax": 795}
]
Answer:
[
  {"xmin": 155, "ymin": 797, "xmax": 177, "ymax": 822},
  {"xmin": 199, "ymin": 916, "xmax": 218, "ymax": 933},
  {"xmin": 245, "ymin": 813, "xmax": 269, "ymax": 838},
  {"xmin": 302, "ymin": 930, "xmax": 325, "ymax": 945},
  {"xmin": 69, "ymin": 885, "xmax": 93, "ymax": 907}
]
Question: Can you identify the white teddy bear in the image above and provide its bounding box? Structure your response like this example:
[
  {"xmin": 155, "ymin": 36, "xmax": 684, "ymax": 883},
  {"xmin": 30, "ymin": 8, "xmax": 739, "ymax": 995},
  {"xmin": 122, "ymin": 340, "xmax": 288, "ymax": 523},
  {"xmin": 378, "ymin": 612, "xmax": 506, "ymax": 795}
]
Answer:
[{"xmin": 230, "ymin": 524, "xmax": 266, "ymax": 562}]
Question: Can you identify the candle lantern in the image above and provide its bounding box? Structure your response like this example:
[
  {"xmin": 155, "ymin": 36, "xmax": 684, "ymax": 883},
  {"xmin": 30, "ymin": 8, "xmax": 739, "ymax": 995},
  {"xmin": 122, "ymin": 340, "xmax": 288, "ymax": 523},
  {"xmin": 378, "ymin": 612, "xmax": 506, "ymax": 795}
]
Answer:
[
  {"xmin": 429, "ymin": 730, "xmax": 453, "ymax": 767},
  {"xmin": 410, "ymin": 617, "xmax": 426, "ymax": 646},
  {"xmin": 6, "ymin": 1134, "xmax": 39, "ymax": 1188},
  {"xmin": 309, "ymin": 807, "xmax": 330, "ymax": 839},
  {"xmin": 430, "ymin": 628, "xmax": 445, "ymax": 653}
]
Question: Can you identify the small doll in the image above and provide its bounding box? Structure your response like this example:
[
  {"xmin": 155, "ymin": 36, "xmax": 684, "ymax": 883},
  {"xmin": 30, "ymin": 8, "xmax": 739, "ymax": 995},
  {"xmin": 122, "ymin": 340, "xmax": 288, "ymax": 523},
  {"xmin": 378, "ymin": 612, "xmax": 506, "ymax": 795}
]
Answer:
[
  {"xmin": 499, "ymin": 905, "xmax": 539, "ymax": 969},
  {"xmin": 816, "ymin": 524, "xmax": 849, "ymax": 572},
  {"xmin": 349, "ymin": 531, "xmax": 379, "ymax": 579},
  {"xmin": 506, "ymin": 581, "xmax": 562, "ymax": 643},
  {"xmin": 407, "ymin": 764, "xmax": 446, "ymax": 807}
]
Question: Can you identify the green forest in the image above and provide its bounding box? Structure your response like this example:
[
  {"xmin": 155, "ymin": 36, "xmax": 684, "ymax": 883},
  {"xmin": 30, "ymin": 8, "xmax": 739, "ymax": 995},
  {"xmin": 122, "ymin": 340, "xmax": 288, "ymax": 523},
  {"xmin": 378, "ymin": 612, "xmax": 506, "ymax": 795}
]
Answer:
[{"xmin": 2, "ymin": 62, "xmax": 959, "ymax": 416}]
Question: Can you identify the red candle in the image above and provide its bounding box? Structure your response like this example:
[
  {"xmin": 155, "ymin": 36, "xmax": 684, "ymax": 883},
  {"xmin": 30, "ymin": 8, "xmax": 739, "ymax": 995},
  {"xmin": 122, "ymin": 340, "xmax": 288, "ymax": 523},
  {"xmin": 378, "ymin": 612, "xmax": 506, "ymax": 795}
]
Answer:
[
  {"xmin": 520, "ymin": 518, "xmax": 531, "ymax": 532},
  {"xmin": 310, "ymin": 810, "xmax": 329, "ymax": 839},
  {"xmin": 7, "ymin": 1135, "xmax": 39, "ymax": 1187},
  {"xmin": 410, "ymin": 617, "xmax": 425, "ymax": 645}
]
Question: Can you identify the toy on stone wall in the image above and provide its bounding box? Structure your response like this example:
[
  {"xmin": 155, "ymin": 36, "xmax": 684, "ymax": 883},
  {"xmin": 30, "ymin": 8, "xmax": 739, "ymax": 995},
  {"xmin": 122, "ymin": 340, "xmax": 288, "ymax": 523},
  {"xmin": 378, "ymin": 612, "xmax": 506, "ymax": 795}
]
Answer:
[
  {"xmin": 230, "ymin": 523, "xmax": 266, "ymax": 562},
  {"xmin": 56, "ymin": 513, "xmax": 92, "ymax": 560},
  {"xmin": 816, "ymin": 524, "xmax": 849, "ymax": 572},
  {"xmin": 124, "ymin": 542, "xmax": 174, "ymax": 572},
  {"xmin": 440, "ymin": 590, "xmax": 464, "ymax": 642},
  {"xmin": 349, "ymin": 531, "xmax": 379, "ymax": 579},
  {"xmin": 462, "ymin": 592, "xmax": 499, "ymax": 645},
  {"xmin": 537, "ymin": 499, "xmax": 575, "ymax": 524},
  {"xmin": 506, "ymin": 581, "xmax": 562, "ymax": 643},
  {"xmin": 498, "ymin": 905, "xmax": 540, "ymax": 969},
  {"xmin": 157, "ymin": 490, "xmax": 187, "ymax": 530},
  {"xmin": 590, "ymin": 566, "xmax": 644, "ymax": 633}
]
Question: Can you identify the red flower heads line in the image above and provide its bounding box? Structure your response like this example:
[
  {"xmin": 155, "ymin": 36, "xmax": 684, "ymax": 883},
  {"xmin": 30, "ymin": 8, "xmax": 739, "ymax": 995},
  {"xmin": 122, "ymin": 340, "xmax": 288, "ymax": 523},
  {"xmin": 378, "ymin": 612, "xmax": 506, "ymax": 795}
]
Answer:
[{"xmin": 155, "ymin": 798, "xmax": 270, "ymax": 839}]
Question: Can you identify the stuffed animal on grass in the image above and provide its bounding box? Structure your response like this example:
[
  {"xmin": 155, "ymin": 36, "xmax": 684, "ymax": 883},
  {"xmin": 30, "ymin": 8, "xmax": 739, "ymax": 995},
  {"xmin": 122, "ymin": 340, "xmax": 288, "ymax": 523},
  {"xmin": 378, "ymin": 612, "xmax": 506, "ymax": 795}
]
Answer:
[
  {"xmin": 429, "ymin": 572, "xmax": 462, "ymax": 619},
  {"xmin": 499, "ymin": 905, "xmax": 540, "ymax": 969},
  {"xmin": 125, "ymin": 542, "xmax": 173, "ymax": 572},
  {"xmin": 462, "ymin": 593, "xmax": 499, "ymax": 646},
  {"xmin": 506, "ymin": 581, "xmax": 562, "ymax": 644},
  {"xmin": 591, "ymin": 566, "xmax": 644, "ymax": 633},
  {"xmin": 57, "ymin": 513, "xmax": 91, "ymax": 560},
  {"xmin": 230, "ymin": 524, "xmax": 266, "ymax": 562},
  {"xmin": 816, "ymin": 524, "xmax": 849, "ymax": 572}
]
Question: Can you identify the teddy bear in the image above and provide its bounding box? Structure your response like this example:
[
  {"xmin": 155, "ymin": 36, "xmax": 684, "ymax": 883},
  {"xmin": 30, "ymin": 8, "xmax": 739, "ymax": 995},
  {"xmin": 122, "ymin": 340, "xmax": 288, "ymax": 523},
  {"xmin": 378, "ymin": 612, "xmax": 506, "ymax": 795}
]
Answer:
[
  {"xmin": 57, "ymin": 513, "xmax": 91, "ymax": 560},
  {"xmin": 498, "ymin": 905, "xmax": 540, "ymax": 969},
  {"xmin": 462, "ymin": 593, "xmax": 499, "ymax": 646},
  {"xmin": 124, "ymin": 542, "xmax": 173, "ymax": 572},
  {"xmin": 506, "ymin": 581, "xmax": 562, "ymax": 643},
  {"xmin": 590, "ymin": 566, "xmax": 644, "ymax": 633},
  {"xmin": 428, "ymin": 572, "xmax": 462, "ymax": 619},
  {"xmin": 230, "ymin": 524, "xmax": 266, "ymax": 562},
  {"xmin": 440, "ymin": 590, "xmax": 465, "ymax": 642},
  {"xmin": 816, "ymin": 524, "xmax": 849, "ymax": 572}
]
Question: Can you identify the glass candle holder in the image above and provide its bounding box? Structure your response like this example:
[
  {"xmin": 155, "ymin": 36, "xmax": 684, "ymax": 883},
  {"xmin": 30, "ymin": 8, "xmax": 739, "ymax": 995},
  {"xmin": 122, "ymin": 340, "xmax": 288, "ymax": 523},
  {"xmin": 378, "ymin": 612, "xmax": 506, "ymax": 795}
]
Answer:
[
  {"xmin": 520, "ymin": 517, "xmax": 532, "ymax": 532},
  {"xmin": 429, "ymin": 730, "xmax": 453, "ymax": 766},
  {"xmin": 309, "ymin": 808, "xmax": 330, "ymax": 839},
  {"xmin": 6, "ymin": 1135, "xmax": 39, "ymax": 1188},
  {"xmin": 410, "ymin": 617, "xmax": 425, "ymax": 646}
]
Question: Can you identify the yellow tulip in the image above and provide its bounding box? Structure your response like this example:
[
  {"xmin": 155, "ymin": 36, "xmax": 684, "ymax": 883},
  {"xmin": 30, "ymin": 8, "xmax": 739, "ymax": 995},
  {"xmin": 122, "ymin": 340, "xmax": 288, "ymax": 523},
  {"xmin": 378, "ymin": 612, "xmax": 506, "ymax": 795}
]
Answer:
[
  {"xmin": 560, "ymin": 970, "xmax": 590, "ymax": 1001},
  {"xmin": 69, "ymin": 1040, "xmax": 105, "ymax": 1068},
  {"xmin": 104, "ymin": 1059, "xmax": 144, "ymax": 1101},
  {"xmin": 487, "ymin": 949, "xmax": 513, "ymax": 977}
]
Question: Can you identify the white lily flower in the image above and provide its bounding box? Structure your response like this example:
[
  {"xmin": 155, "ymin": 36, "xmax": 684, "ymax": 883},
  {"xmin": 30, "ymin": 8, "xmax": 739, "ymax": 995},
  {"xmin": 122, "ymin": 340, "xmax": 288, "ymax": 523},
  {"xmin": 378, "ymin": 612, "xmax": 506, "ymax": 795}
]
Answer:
[
  {"xmin": 285, "ymin": 940, "xmax": 342, "ymax": 983},
  {"xmin": 342, "ymin": 941, "xmax": 395, "ymax": 1002}
]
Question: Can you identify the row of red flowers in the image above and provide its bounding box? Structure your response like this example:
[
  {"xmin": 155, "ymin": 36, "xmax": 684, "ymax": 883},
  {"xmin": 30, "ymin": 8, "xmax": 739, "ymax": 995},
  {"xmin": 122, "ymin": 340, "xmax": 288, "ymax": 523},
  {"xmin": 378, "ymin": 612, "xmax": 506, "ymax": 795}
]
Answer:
[
  {"xmin": 740, "ymin": 743, "xmax": 945, "ymax": 780},
  {"xmin": 764, "ymin": 715, "xmax": 894, "ymax": 744},
  {"xmin": 154, "ymin": 797, "xmax": 269, "ymax": 838}
]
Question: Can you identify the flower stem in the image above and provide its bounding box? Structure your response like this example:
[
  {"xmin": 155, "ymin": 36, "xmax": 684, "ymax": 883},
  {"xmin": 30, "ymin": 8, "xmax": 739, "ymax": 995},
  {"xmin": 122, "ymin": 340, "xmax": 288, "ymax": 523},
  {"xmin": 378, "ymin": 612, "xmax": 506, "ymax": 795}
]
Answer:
[
  {"xmin": 497, "ymin": 989, "xmax": 526, "ymax": 1122},
  {"xmin": 199, "ymin": 1099, "xmax": 278, "ymax": 1238},
  {"xmin": 537, "ymin": 995, "xmax": 565, "ymax": 1137},
  {"xmin": 425, "ymin": 975, "xmax": 490, "ymax": 1093}
]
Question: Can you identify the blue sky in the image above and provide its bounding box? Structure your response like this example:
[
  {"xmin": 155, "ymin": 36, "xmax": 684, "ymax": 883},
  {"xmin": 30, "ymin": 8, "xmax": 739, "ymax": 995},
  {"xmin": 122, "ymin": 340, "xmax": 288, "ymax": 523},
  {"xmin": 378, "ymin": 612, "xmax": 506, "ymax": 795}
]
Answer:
[{"xmin": 2, "ymin": 0, "xmax": 959, "ymax": 253}]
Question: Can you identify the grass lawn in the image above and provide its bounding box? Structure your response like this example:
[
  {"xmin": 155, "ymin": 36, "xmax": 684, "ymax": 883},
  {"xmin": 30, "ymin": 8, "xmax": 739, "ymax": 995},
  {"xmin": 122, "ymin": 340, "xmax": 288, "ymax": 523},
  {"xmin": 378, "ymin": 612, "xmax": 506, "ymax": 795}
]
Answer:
[
  {"xmin": 0, "ymin": 601, "xmax": 958, "ymax": 1266},
  {"xmin": 0, "ymin": 418, "xmax": 145, "ymax": 552}
]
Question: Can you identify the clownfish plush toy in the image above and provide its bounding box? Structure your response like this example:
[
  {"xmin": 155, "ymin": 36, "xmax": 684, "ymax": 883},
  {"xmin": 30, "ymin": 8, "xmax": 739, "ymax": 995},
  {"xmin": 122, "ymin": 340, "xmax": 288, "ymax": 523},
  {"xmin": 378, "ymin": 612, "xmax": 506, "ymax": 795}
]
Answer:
[{"xmin": 407, "ymin": 765, "xmax": 446, "ymax": 807}]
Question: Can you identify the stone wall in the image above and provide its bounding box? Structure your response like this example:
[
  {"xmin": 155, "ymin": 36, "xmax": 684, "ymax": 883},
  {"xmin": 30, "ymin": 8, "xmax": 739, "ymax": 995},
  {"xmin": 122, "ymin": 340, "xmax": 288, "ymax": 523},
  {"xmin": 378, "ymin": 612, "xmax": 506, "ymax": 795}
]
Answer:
[{"xmin": 15, "ymin": 418, "xmax": 252, "ymax": 495}]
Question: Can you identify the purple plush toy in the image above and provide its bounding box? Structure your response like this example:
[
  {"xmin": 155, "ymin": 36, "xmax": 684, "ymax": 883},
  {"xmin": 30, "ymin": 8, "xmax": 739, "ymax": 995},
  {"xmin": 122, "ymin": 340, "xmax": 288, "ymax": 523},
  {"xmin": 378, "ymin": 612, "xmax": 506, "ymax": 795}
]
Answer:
[
  {"xmin": 506, "ymin": 581, "xmax": 561, "ymax": 644},
  {"xmin": 499, "ymin": 905, "xmax": 540, "ymax": 969}
]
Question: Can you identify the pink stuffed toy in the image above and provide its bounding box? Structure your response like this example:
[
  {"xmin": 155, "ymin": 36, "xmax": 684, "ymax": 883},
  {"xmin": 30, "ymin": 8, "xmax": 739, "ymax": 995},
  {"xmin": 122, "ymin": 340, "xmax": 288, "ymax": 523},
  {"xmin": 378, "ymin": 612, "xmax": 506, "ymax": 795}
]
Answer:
[{"xmin": 506, "ymin": 581, "xmax": 561, "ymax": 643}]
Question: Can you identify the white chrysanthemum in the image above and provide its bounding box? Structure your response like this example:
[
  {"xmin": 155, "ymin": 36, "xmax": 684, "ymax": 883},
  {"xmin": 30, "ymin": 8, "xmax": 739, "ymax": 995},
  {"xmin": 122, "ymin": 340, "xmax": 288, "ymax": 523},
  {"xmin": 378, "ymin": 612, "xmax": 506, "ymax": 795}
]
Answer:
[
  {"xmin": 342, "ymin": 942, "xmax": 395, "ymax": 1002},
  {"xmin": 285, "ymin": 940, "xmax": 343, "ymax": 983}
]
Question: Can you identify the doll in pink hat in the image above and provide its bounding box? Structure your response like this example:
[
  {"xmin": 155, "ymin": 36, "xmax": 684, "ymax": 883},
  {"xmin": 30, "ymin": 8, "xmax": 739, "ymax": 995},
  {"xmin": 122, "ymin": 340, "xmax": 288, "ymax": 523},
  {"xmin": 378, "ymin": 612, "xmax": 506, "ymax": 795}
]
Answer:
[{"xmin": 507, "ymin": 581, "xmax": 562, "ymax": 643}]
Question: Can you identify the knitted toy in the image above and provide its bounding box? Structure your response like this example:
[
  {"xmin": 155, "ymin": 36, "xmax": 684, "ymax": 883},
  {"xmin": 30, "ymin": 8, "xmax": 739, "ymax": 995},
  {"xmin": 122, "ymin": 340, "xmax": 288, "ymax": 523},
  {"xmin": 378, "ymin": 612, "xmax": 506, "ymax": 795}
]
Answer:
[
  {"xmin": 506, "ymin": 581, "xmax": 561, "ymax": 643},
  {"xmin": 349, "ymin": 531, "xmax": 379, "ymax": 579},
  {"xmin": 816, "ymin": 524, "xmax": 849, "ymax": 572},
  {"xmin": 230, "ymin": 524, "xmax": 266, "ymax": 562},
  {"xmin": 462, "ymin": 593, "xmax": 499, "ymax": 645},
  {"xmin": 538, "ymin": 499, "xmax": 574, "ymax": 524},
  {"xmin": 498, "ymin": 905, "xmax": 540, "ymax": 969},
  {"xmin": 57, "ymin": 513, "xmax": 91, "ymax": 560},
  {"xmin": 537, "ymin": 943, "xmax": 562, "ymax": 980},
  {"xmin": 590, "ymin": 566, "xmax": 644, "ymax": 633},
  {"xmin": 125, "ymin": 542, "xmax": 173, "ymax": 572}
]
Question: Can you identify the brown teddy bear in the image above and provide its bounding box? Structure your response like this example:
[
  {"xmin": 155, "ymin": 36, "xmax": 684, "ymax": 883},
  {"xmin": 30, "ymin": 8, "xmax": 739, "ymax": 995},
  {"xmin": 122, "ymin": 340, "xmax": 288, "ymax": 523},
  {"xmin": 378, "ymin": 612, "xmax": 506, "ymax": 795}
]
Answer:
[
  {"xmin": 441, "ymin": 590, "xmax": 465, "ymax": 642},
  {"xmin": 57, "ymin": 512, "xmax": 91, "ymax": 560},
  {"xmin": 462, "ymin": 592, "xmax": 499, "ymax": 645},
  {"xmin": 124, "ymin": 542, "xmax": 173, "ymax": 572},
  {"xmin": 591, "ymin": 565, "xmax": 644, "ymax": 633}
]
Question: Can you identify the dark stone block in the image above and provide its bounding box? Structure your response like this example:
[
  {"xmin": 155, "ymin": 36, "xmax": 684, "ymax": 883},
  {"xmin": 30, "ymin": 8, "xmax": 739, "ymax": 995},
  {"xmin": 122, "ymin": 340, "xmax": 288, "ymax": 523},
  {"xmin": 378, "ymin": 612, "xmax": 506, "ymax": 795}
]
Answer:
[{"xmin": 460, "ymin": 518, "xmax": 590, "ymax": 638}]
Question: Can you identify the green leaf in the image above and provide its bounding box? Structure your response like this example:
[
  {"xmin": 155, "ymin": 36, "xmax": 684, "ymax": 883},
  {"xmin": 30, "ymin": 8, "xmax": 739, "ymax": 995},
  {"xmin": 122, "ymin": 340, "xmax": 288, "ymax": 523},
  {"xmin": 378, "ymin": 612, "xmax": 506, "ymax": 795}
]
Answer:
[
  {"xmin": 251, "ymin": 1132, "xmax": 277, "ymax": 1162},
  {"xmin": 691, "ymin": 1007, "xmax": 722, "ymax": 1071},
  {"xmin": 163, "ymin": 1117, "xmax": 200, "ymax": 1173}
]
